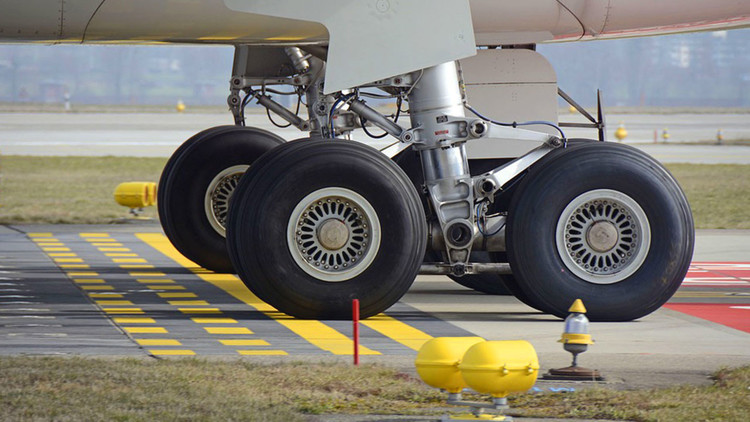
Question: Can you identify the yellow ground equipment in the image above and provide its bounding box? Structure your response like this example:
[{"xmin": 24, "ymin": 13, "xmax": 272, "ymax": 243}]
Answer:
[
  {"xmin": 114, "ymin": 182, "xmax": 157, "ymax": 216},
  {"xmin": 415, "ymin": 337, "xmax": 539, "ymax": 421}
]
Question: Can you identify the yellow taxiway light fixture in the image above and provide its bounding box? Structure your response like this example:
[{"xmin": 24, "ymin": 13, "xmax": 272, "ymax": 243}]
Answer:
[
  {"xmin": 114, "ymin": 182, "xmax": 157, "ymax": 217},
  {"xmin": 176, "ymin": 99, "xmax": 186, "ymax": 113},
  {"xmin": 416, "ymin": 338, "xmax": 539, "ymax": 421},
  {"xmin": 544, "ymin": 299, "xmax": 604, "ymax": 381},
  {"xmin": 661, "ymin": 128, "xmax": 670, "ymax": 142},
  {"xmin": 716, "ymin": 129, "xmax": 724, "ymax": 145},
  {"xmin": 614, "ymin": 122, "xmax": 628, "ymax": 142}
]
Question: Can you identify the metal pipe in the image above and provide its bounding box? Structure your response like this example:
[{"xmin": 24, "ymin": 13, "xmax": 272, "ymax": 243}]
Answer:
[
  {"xmin": 254, "ymin": 94, "xmax": 307, "ymax": 130},
  {"xmin": 348, "ymin": 99, "xmax": 404, "ymax": 138},
  {"xmin": 419, "ymin": 263, "xmax": 512, "ymax": 275}
]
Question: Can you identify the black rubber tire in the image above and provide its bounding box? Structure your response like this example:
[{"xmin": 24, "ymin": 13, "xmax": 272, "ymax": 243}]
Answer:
[
  {"xmin": 227, "ymin": 139, "xmax": 427, "ymax": 319},
  {"xmin": 506, "ymin": 142, "xmax": 694, "ymax": 321},
  {"xmin": 158, "ymin": 126, "xmax": 284, "ymax": 273},
  {"xmin": 392, "ymin": 147, "xmax": 514, "ymax": 295}
]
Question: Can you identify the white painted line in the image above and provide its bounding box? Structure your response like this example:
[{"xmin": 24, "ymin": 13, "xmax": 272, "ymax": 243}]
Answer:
[
  {"xmin": 6, "ymin": 333, "xmax": 68, "ymax": 337},
  {"xmin": 0, "ymin": 302, "xmax": 41, "ymax": 305},
  {"xmin": 0, "ymin": 315, "xmax": 55, "ymax": 319},
  {"xmin": 2, "ymin": 324, "xmax": 63, "ymax": 328},
  {"xmin": 729, "ymin": 306, "xmax": 750, "ymax": 310}
]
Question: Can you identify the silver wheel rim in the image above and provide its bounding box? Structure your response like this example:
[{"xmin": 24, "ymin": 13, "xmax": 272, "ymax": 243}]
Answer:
[
  {"xmin": 287, "ymin": 187, "xmax": 381, "ymax": 282},
  {"xmin": 555, "ymin": 189, "xmax": 651, "ymax": 285},
  {"xmin": 204, "ymin": 165, "xmax": 249, "ymax": 237}
]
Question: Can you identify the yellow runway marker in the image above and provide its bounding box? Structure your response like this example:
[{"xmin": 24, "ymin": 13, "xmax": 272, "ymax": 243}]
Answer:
[
  {"xmin": 80, "ymin": 233, "xmax": 110, "ymax": 238},
  {"xmin": 43, "ymin": 248, "xmax": 71, "ymax": 252},
  {"xmin": 124, "ymin": 327, "xmax": 168, "ymax": 334},
  {"xmin": 38, "ymin": 243, "xmax": 65, "ymax": 247},
  {"xmin": 120, "ymin": 265, "xmax": 155, "ymax": 269},
  {"xmin": 168, "ymin": 300, "xmax": 209, "ymax": 306},
  {"xmin": 237, "ymin": 350, "xmax": 288, "ymax": 356},
  {"xmin": 149, "ymin": 350, "xmax": 196, "ymax": 356},
  {"xmin": 147, "ymin": 285, "xmax": 186, "ymax": 290},
  {"xmin": 158, "ymin": 293, "xmax": 197, "ymax": 298},
  {"xmin": 28, "ymin": 233, "xmax": 54, "ymax": 237},
  {"xmin": 193, "ymin": 318, "xmax": 238, "ymax": 324},
  {"xmin": 113, "ymin": 258, "xmax": 148, "ymax": 263},
  {"xmin": 92, "ymin": 242, "xmax": 123, "ymax": 246},
  {"xmin": 59, "ymin": 264, "xmax": 90, "ymax": 269},
  {"xmin": 99, "ymin": 248, "xmax": 131, "ymax": 252},
  {"xmin": 179, "ymin": 308, "xmax": 221, "ymax": 314},
  {"xmin": 73, "ymin": 278, "xmax": 106, "ymax": 284},
  {"xmin": 81, "ymin": 285, "xmax": 114, "ymax": 291},
  {"xmin": 204, "ymin": 327, "xmax": 253, "ymax": 335},
  {"xmin": 137, "ymin": 278, "xmax": 175, "ymax": 284},
  {"xmin": 114, "ymin": 318, "xmax": 156, "ymax": 324},
  {"xmin": 362, "ymin": 315, "xmax": 433, "ymax": 351},
  {"xmin": 55, "ymin": 258, "xmax": 84, "ymax": 263},
  {"xmin": 130, "ymin": 272, "xmax": 166, "ymax": 277},
  {"xmin": 137, "ymin": 233, "xmax": 381, "ymax": 356},
  {"xmin": 102, "ymin": 308, "xmax": 145, "ymax": 314},
  {"xmin": 96, "ymin": 300, "xmax": 134, "ymax": 306},
  {"xmin": 220, "ymin": 339, "xmax": 269, "ymax": 346},
  {"xmin": 49, "ymin": 253, "xmax": 77, "ymax": 257},
  {"xmin": 68, "ymin": 272, "xmax": 99, "ymax": 277},
  {"xmin": 89, "ymin": 293, "xmax": 124, "ymax": 298},
  {"xmin": 105, "ymin": 253, "xmax": 139, "ymax": 257},
  {"xmin": 137, "ymin": 339, "xmax": 181, "ymax": 346}
]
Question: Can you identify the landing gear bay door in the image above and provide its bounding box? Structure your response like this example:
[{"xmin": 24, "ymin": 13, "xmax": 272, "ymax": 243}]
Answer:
[{"xmin": 224, "ymin": 0, "xmax": 477, "ymax": 93}]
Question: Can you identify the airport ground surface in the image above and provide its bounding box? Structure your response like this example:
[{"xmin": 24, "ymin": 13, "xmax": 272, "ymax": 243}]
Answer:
[
  {"xmin": 1, "ymin": 112, "xmax": 750, "ymax": 164},
  {"xmin": 1, "ymin": 223, "xmax": 748, "ymax": 394}
]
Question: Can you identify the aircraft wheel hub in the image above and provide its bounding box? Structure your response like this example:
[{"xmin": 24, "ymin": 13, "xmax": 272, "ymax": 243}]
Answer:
[
  {"xmin": 556, "ymin": 189, "xmax": 651, "ymax": 285},
  {"xmin": 288, "ymin": 187, "xmax": 381, "ymax": 282},
  {"xmin": 204, "ymin": 165, "xmax": 248, "ymax": 236}
]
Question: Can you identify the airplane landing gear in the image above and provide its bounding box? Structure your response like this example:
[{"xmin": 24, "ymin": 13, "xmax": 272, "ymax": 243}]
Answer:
[{"xmin": 158, "ymin": 126, "xmax": 284, "ymax": 272}]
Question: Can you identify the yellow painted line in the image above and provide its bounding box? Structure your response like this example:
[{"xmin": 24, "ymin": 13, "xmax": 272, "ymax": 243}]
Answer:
[
  {"xmin": 114, "ymin": 317, "xmax": 156, "ymax": 324},
  {"xmin": 80, "ymin": 285, "xmax": 114, "ymax": 291},
  {"xmin": 204, "ymin": 327, "xmax": 253, "ymax": 335},
  {"xmin": 361, "ymin": 315, "xmax": 433, "ymax": 351},
  {"xmin": 220, "ymin": 339, "xmax": 269, "ymax": 346},
  {"xmin": 158, "ymin": 293, "xmax": 197, "ymax": 298},
  {"xmin": 168, "ymin": 300, "xmax": 209, "ymax": 306},
  {"xmin": 43, "ymin": 248, "xmax": 71, "ymax": 252},
  {"xmin": 60, "ymin": 264, "xmax": 91, "ymax": 269},
  {"xmin": 237, "ymin": 350, "xmax": 288, "ymax": 356},
  {"xmin": 147, "ymin": 285, "xmax": 186, "ymax": 290},
  {"xmin": 102, "ymin": 308, "xmax": 144, "ymax": 314},
  {"xmin": 92, "ymin": 242, "xmax": 123, "ymax": 246},
  {"xmin": 113, "ymin": 258, "xmax": 148, "ymax": 264},
  {"xmin": 68, "ymin": 272, "xmax": 99, "ymax": 277},
  {"xmin": 96, "ymin": 300, "xmax": 134, "ymax": 306},
  {"xmin": 178, "ymin": 308, "xmax": 221, "ymax": 314},
  {"xmin": 136, "ymin": 232, "xmax": 380, "ymax": 356},
  {"xmin": 136, "ymin": 339, "xmax": 181, "ymax": 346},
  {"xmin": 120, "ymin": 265, "xmax": 155, "ymax": 269},
  {"xmin": 48, "ymin": 253, "xmax": 77, "ymax": 257},
  {"xmin": 124, "ymin": 327, "xmax": 168, "ymax": 334},
  {"xmin": 105, "ymin": 253, "xmax": 139, "ymax": 257},
  {"xmin": 80, "ymin": 233, "xmax": 110, "ymax": 238},
  {"xmin": 99, "ymin": 248, "xmax": 131, "ymax": 252},
  {"xmin": 193, "ymin": 318, "xmax": 238, "ymax": 324},
  {"xmin": 89, "ymin": 293, "xmax": 124, "ymax": 299},
  {"xmin": 55, "ymin": 258, "xmax": 84, "ymax": 263},
  {"xmin": 130, "ymin": 272, "xmax": 165, "ymax": 277},
  {"xmin": 137, "ymin": 278, "xmax": 175, "ymax": 284},
  {"xmin": 37, "ymin": 243, "xmax": 65, "ymax": 247},
  {"xmin": 28, "ymin": 232, "xmax": 54, "ymax": 237},
  {"xmin": 73, "ymin": 278, "xmax": 106, "ymax": 284},
  {"xmin": 148, "ymin": 350, "xmax": 196, "ymax": 356}
]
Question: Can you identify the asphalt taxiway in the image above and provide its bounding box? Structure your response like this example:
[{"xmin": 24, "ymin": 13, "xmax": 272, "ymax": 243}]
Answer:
[{"xmin": 1, "ymin": 223, "xmax": 748, "ymax": 391}]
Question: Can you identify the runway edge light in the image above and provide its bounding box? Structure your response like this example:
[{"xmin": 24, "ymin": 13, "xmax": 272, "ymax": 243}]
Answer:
[
  {"xmin": 416, "ymin": 338, "xmax": 539, "ymax": 421},
  {"xmin": 544, "ymin": 299, "xmax": 604, "ymax": 381}
]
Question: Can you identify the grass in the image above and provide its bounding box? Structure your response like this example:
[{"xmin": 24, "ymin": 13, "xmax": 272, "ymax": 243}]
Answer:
[
  {"xmin": 0, "ymin": 156, "xmax": 748, "ymax": 228},
  {"xmin": 0, "ymin": 156, "xmax": 166, "ymax": 224},
  {"xmin": 0, "ymin": 358, "xmax": 748, "ymax": 421}
]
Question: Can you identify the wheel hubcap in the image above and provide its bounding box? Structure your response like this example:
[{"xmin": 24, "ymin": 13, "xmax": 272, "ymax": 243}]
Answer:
[
  {"xmin": 556, "ymin": 189, "xmax": 651, "ymax": 284},
  {"xmin": 287, "ymin": 187, "xmax": 381, "ymax": 282},
  {"xmin": 204, "ymin": 165, "xmax": 249, "ymax": 237}
]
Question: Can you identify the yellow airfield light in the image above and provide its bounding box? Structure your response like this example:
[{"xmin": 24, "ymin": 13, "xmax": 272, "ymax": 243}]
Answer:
[
  {"xmin": 114, "ymin": 182, "xmax": 157, "ymax": 212},
  {"xmin": 458, "ymin": 340, "xmax": 539, "ymax": 398},
  {"xmin": 415, "ymin": 337, "xmax": 484, "ymax": 394},
  {"xmin": 615, "ymin": 122, "xmax": 628, "ymax": 141}
]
